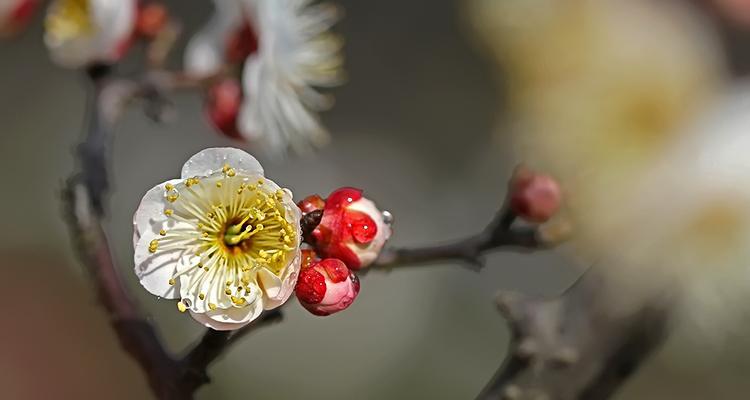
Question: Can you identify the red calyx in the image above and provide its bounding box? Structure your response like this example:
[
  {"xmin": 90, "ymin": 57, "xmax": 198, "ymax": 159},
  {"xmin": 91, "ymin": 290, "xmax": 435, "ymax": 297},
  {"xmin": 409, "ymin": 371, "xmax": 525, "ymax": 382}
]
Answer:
[
  {"xmin": 320, "ymin": 258, "xmax": 349, "ymax": 283},
  {"xmin": 298, "ymin": 194, "xmax": 326, "ymax": 215},
  {"xmin": 295, "ymin": 267, "xmax": 326, "ymax": 305},
  {"xmin": 300, "ymin": 249, "xmax": 318, "ymax": 269},
  {"xmin": 312, "ymin": 187, "xmax": 373, "ymax": 269},
  {"xmin": 205, "ymin": 78, "xmax": 243, "ymax": 140},
  {"xmin": 226, "ymin": 20, "xmax": 259, "ymax": 64}
]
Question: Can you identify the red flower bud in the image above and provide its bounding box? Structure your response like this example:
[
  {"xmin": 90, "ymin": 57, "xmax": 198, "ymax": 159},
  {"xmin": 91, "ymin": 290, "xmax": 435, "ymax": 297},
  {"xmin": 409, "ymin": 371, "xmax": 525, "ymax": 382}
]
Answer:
[
  {"xmin": 136, "ymin": 3, "xmax": 168, "ymax": 39},
  {"xmin": 295, "ymin": 258, "xmax": 360, "ymax": 316},
  {"xmin": 226, "ymin": 21, "xmax": 258, "ymax": 64},
  {"xmin": 205, "ymin": 78, "xmax": 243, "ymax": 140},
  {"xmin": 1, "ymin": 0, "xmax": 38, "ymax": 37},
  {"xmin": 509, "ymin": 167, "xmax": 562, "ymax": 223},
  {"xmin": 311, "ymin": 187, "xmax": 392, "ymax": 270}
]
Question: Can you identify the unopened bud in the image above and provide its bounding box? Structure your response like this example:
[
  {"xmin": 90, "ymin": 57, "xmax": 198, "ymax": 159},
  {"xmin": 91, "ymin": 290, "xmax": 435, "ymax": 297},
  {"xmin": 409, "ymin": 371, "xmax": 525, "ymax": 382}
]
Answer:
[
  {"xmin": 295, "ymin": 258, "xmax": 360, "ymax": 316},
  {"xmin": 312, "ymin": 187, "xmax": 393, "ymax": 269},
  {"xmin": 205, "ymin": 78, "xmax": 243, "ymax": 140},
  {"xmin": 509, "ymin": 168, "xmax": 562, "ymax": 223}
]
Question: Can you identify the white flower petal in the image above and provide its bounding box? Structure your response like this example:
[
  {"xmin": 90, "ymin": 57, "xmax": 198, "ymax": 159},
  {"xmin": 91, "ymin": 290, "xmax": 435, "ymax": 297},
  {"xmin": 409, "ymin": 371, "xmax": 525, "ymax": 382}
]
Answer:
[
  {"xmin": 261, "ymin": 250, "xmax": 301, "ymax": 309},
  {"xmin": 184, "ymin": 0, "xmax": 244, "ymax": 76},
  {"xmin": 189, "ymin": 296, "xmax": 264, "ymax": 331},
  {"xmin": 132, "ymin": 179, "xmax": 182, "ymax": 242},
  {"xmin": 133, "ymin": 230, "xmax": 191, "ymax": 299},
  {"xmin": 180, "ymin": 147, "xmax": 264, "ymax": 178},
  {"xmin": 45, "ymin": 0, "xmax": 135, "ymax": 68}
]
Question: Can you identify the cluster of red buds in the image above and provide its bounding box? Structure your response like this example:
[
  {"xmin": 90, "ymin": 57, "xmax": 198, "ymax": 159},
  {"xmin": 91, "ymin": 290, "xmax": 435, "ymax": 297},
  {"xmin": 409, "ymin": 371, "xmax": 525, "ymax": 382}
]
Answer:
[{"xmin": 295, "ymin": 187, "xmax": 393, "ymax": 316}]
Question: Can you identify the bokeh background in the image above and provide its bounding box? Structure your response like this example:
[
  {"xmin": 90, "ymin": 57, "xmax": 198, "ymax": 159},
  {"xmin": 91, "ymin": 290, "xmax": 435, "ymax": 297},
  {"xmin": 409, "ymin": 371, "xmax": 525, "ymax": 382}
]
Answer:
[{"xmin": 2, "ymin": 0, "xmax": 750, "ymax": 399}]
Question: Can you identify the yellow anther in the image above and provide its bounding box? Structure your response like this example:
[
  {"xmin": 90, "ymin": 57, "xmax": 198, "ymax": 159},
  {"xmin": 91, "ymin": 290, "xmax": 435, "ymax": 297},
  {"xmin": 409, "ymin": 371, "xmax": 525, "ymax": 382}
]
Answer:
[
  {"xmin": 227, "ymin": 169, "xmax": 236, "ymax": 177},
  {"xmin": 185, "ymin": 177, "xmax": 200, "ymax": 187},
  {"xmin": 165, "ymin": 183, "xmax": 174, "ymax": 191},
  {"xmin": 203, "ymin": 266, "xmax": 210, "ymax": 272},
  {"xmin": 148, "ymin": 239, "xmax": 159, "ymax": 253},
  {"xmin": 177, "ymin": 302, "xmax": 187, "ymax": 313},
  {"xmin": 164, "ymin": 209, "xmax": 173, "ymax": 216},
  {"xmin": 168, "ymin": 278, "xmax": 176, "ymax": 286},
  {"xmin": 231, "ymin": 296, "xmax": 246, "ymax": 305},
  {"xmin": 222, "ymin": 164, "xmax": 231, "ymax": 173},
  {"xmin": 159, "ymin": 229, "xmax": 167, "ymax": 236},
  {"xmin": 216, "ymin": 181, "xmax": 223, "ymax": 188},
  {"xmin": 197, "ymin": 223, "xmax": 204, "ymax": 229},
  {"xmin": 257, "ymin": 179, "xmax": 264, "ymax": 185},
  {"xmin": 202, "ymin": 232, "xmax": 209, "ymax": 238},
  {"xmin": 224, "ymin": 289, "xmax": 232, "ymax": 295},
  {"xmin": 226, "ymin": 281, "xmax": 232, "ymax": 286},
  {"xmin": 275, "ymin": 189, "xmax": 285, "ymax": 199},
  {"xmin": 209, "ymin": 303, "xmax": 217, "ymax": 310},
  {"xmin": 167, "ymin": 193, "xmax": 179, "ymax": 203},
  {"xmin": 198, "ymin": 293, "xmax": 205, "ymax": 300}
]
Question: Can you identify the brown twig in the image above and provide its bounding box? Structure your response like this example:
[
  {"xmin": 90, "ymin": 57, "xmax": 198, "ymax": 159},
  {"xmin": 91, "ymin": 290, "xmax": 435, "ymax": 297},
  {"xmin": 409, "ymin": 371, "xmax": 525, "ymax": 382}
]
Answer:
[
  {"xmin": 372, "ymin": 206, "xmax": 542, "ymax": 271},
  {"xmin": 478, "ymin": 270, "xmax": 673, "ymax": 400}
]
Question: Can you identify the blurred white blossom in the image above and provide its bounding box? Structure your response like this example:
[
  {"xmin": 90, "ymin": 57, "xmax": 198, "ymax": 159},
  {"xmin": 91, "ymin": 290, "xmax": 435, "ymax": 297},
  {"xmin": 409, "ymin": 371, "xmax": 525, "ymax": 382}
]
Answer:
[
  {"xmin": 471, "ymin": 0, "xmax": 750, "ymax": 330},
  {"xmin": 44, "ymin": 0, "xmax": 136, "ymax": 68},
  {"xmin": 186, "ymin": 0, "xmax": 344, "ymax": 157}
]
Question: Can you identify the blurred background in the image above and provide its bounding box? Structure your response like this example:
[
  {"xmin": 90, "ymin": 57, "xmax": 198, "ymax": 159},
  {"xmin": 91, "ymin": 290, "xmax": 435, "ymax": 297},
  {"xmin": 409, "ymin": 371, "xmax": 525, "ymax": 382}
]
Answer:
[{"xmin": 2, "ymin": 0, "xmax": 750, "ymax": 399}]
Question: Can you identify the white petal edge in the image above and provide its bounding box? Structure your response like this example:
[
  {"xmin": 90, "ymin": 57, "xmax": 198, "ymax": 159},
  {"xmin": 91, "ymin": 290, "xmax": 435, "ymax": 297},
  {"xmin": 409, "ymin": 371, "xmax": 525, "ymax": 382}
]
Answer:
[
  {"xmin": 184, "ymin": 0, "xmax": 244, "ymax": 76},
  {"xmin": 189, "ymin": 298, "xmax": 265, "ymax": 331},
  {"xmin": 133, "ymin": 229, "xmax": 187, "ymax": 299},
  {"xmin": 181, "ymin": 147, "xmax": 264, "ymax": 179},
  {"xmin": 258, "ymin": 249, "xmax": 301, "ymax": 309},
  {"xmin": 133, "ymin": 178, "xmax": 182, "ymax": 244}
]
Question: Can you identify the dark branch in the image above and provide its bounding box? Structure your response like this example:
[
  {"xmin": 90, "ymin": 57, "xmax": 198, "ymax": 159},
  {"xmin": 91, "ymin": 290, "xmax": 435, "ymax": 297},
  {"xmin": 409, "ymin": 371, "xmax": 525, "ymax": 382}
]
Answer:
[
  {"xmin": 179, "ymin": 309, "xmax": 284, "ymax": 392},
  {"xmin": 478, "ymin": 269, "xmax": 673, "ymax": 400},
  {"xmin": 371, "ymin": 206, "xmax": 551, "ymax": 271}
]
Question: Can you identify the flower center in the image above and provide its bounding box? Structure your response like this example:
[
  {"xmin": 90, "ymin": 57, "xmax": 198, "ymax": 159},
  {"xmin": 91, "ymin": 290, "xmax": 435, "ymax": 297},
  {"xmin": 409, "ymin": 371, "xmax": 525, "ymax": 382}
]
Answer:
[
  {"xmin": 148, "ymin": 165, "xmax": 299, "ymax": 312},
  {"xmin": 45, "ymin": 0, "xmax": 93, "ymax": 42}
]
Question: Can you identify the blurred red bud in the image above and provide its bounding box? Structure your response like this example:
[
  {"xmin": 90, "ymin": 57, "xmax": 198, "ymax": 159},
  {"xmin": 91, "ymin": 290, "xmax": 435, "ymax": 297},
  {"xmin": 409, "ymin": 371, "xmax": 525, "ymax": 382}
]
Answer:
[
  {"xmin": 295, "ymin": 258, "xmax": 360, "ymax": 316},
  {"xmin": 136, "ymin": 3, "xmax": 168, "ymax": 39},
  {"xmin": 205, "ymin": 78, "xmax": 243, "ymax": 140},
  {"xmin": 710, "ymin": 0, "xmax": 750, "ymax": 28},
  {"xmin": 226, "ymin": 21, "xmax": 259, "ymax": 64},
  {"xmin": 509, "ymin": 168, "xmax": 562, "ymax": 223},
  {"xmin": 0, "ymin": 0, "xmax": 38, "ymax": 37}
]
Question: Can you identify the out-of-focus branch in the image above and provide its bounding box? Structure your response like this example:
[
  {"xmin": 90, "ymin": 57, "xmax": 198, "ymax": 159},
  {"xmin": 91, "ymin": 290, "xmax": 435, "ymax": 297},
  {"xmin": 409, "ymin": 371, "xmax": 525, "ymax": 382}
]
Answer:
[{"xmin": 478, "ymin": 269, "xmax": 673, "ymax": 400}]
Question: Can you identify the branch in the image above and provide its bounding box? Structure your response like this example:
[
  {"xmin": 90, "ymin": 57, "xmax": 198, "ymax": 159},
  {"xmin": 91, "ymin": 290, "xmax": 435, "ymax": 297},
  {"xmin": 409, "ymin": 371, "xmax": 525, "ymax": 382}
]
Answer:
[
  {"xmin": 478, "ymin": 268, "xmax": 673, "ymax": 400},
  {"xmin": 371, "ymin": 198, "xmax": 569, "ymax": 271},
  {"xmin": 179, "ymin": 310, "xmax": 284, "ymax": 393}
]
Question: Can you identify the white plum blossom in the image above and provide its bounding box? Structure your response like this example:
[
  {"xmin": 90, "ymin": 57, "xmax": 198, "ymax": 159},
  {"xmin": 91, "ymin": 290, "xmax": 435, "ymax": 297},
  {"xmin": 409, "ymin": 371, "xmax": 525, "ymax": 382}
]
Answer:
[
  {"xmin": 44, "ymin": 0, "xmax": 136, "ymax": 68},
  {"xmin": 133, "ymin": 148, "xmax": 302, "ymax": 330},
  {"xmin": 185, "ymin": 0, "xmax": 344, "ymax": 156},
  {"xmin": 576, "ymin": 86, "xmax": 750, "ymax": 329}
]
